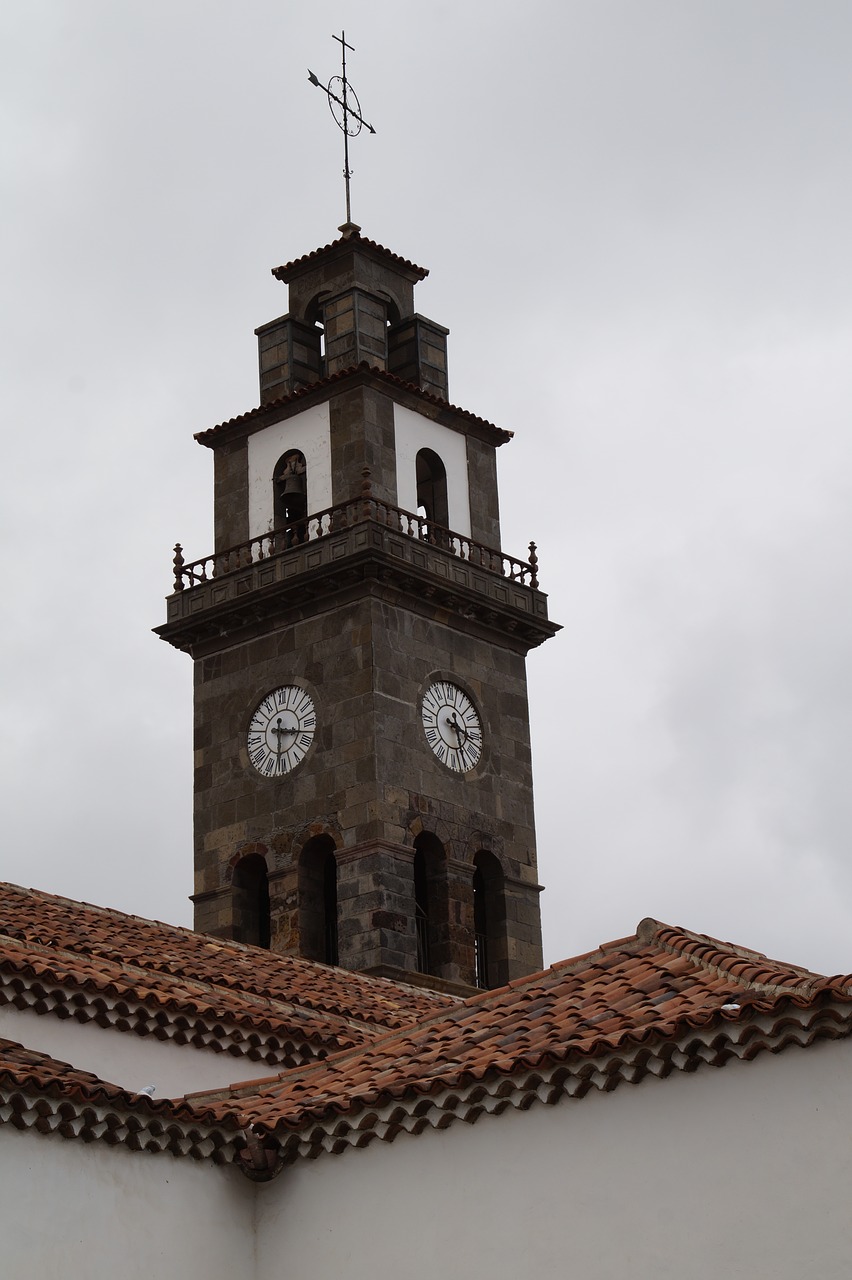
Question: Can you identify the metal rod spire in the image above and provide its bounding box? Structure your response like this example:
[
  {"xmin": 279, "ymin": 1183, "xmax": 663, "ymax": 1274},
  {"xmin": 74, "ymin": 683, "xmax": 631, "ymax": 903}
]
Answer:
[{"xmin": 308, "ymin": 31, "xmax": 375, "ymax": 228}]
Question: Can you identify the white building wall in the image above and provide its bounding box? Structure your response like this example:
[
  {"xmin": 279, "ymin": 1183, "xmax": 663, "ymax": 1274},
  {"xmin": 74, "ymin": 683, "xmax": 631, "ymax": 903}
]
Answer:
[
  {"xmin": 0, "ymin": 1125, "xmax": 253, "ymax": 1280},
  {"xmin": 247, "ymin": 402, "xmax": 332, "ymax": 538},
  {"xmin": 0, "ymin": 1003, "xmax": 275, "ymax": 1099},
  {"xmin": 394, "ymin": 404, "xmax": 471, "ymax": 535},
  {"xmin": 256, "ymin": 1038, "xmax": 852, "ymax": 1280}
]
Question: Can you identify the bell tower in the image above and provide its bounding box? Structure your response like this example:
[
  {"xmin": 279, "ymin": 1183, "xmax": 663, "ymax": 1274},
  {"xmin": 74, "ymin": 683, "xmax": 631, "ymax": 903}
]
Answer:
[{"xmin": 157, "ymin": 224, "xmax": 559, "ymax": 991}]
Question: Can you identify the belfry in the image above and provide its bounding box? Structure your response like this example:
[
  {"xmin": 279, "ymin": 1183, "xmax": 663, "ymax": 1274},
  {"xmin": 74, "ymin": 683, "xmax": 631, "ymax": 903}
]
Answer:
[{"xmin": 156, "ymin": 223, "xmax": 559, "ymax": 990}]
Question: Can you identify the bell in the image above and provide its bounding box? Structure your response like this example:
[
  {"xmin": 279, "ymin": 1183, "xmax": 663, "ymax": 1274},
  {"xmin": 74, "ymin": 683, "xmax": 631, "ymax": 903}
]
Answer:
[{"xmin": 278, "ymin": 471, "xmax": 306, "ymax": 496}]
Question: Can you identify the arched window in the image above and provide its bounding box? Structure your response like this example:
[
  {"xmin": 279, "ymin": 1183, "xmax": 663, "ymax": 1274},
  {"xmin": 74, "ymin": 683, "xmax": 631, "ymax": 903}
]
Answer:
[
  {"xmin": 413, "ymin": 831, "xmax": 449, "ymax": 976},
  {"xmin": 299, "ymin": 834, "xmax": 338, "ymax": 965},
  {"xmin": 273, "ymin": 449, "xmax": 307, "ymax": 542},
  {"xmin": 415, "ymin": 448, "xmax": 449, "ymax": 531},
  {"xmin": 472, "ymin": 850, "xmax": 507, "ymax": 990},
  {"xmin": 232, "ymin": 853, "xmax": 271, "ymax": 949}
]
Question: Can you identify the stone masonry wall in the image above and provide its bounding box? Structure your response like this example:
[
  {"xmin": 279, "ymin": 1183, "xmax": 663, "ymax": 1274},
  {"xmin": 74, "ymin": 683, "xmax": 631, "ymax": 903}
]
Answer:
[
  {"xmin": 213, "ymin": 439, "xmax": 249, "ymax": 553},
  {"xmin": 466, "ymin": 435, "xmax": 502, "ymax": 549},
  {"xmin": 191, "ymin": 588, "xmax": 543, "ymax": 982},
  {"xmin": 328, "ymin": 386, "xmax": 397, "ymax": 507}
]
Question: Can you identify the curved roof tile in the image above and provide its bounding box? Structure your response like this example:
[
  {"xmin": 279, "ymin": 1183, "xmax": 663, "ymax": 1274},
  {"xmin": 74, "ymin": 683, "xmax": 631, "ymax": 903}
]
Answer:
[
  {"xmin": 271, "ymin": 230, "xmax": 429, "ymax": 282},
  {"xmin": 194, "ymin": 364, "xmax": 511, "ymax": 447}
]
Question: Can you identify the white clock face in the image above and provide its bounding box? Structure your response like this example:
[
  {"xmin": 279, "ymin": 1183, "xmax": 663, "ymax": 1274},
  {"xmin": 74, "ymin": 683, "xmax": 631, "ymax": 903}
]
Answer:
[
  {"xmin": 421, "ymin": 681, "xmax": 483, "ymax": 773},
  {"xmin": 247, "ymin": 686, "xmax": 316, "ymax": 777}
]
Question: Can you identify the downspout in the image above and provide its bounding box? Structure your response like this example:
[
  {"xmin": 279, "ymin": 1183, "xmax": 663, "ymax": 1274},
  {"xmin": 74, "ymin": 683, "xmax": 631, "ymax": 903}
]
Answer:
[{"xmin": 238, "ymin": 1121, "xmax": 285, "ymax": 1183}]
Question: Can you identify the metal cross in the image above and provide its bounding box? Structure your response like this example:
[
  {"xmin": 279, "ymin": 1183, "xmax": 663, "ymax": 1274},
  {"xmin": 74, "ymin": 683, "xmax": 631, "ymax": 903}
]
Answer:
[{"xmin": 308, "ymin": 31, "xmax": 376, "ymax": 226}]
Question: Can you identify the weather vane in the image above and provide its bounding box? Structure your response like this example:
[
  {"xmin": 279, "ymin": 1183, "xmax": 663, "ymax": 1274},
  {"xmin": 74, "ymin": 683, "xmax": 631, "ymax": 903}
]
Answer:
[{"xmin": 308, "ymin": 32, "xmax": 375, "ymax": 228}]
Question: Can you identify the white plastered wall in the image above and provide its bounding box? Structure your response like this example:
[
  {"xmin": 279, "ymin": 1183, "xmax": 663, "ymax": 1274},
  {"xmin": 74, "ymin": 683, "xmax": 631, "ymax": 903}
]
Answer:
[
  {"xmin": 1, "ymin": 1125, "xmax": 253, "ymax": 1280},
  {"xmin": 256, "ymin": 1038, "xmax": 852, "ymax": 1280},
  {"xmin": 394, "ymin": 403, "xmax": 471, "ymax": 535},
  {"xmin": 0, "ymin": 1003, "xmax": 276, "ymax": 1099},
  {"xmin": 247, "ymin": 402, "xmax": 332, "ymax": 539}
]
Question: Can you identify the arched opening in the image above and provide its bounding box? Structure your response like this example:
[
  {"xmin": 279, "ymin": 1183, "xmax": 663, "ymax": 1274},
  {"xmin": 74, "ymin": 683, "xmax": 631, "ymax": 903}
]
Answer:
[
  {"xmin": 413, "ymin": 831, "xmax": 449, "ymax": 976},
  {"xmin": 415, "ymin": 448, "xmax": 449, "ymax": 532},
  {"xmin": 299, "ymin": 834, "xmax": 338, "ymax": 965},
  {"xmin": 473, "ymin": 850, "xmax": 507, "ymax": 990},
  {"xmin": 273, "ymin": 449, "xmax": 307, "ymax": 544},
  {"xmin": 232, "ymin": 853, "xmax": 271, "ymax": 949}
]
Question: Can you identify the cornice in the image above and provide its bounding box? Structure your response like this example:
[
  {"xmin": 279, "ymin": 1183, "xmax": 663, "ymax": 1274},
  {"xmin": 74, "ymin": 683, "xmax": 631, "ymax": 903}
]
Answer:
[{"xmin": 194, "ymin": 364, "xmax": 512, "ymax": 450}]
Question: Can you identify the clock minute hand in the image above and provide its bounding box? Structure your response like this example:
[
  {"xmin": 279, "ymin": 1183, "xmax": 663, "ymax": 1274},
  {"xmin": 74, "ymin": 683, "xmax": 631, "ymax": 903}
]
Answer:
[
  {"xmin": 447, "ymin": 711, "xmax": 468, "ymax": 745},
  {"xmin": 272, "ymin": 717, "xmax": 297, "ymax": 750}
]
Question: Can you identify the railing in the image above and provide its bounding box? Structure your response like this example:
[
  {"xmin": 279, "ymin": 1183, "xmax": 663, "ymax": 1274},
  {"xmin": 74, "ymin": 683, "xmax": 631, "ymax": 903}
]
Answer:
[
  {"xmin": 415, "ymin": 909, "xmax": 430, "ymax": 976},
  {"xmin": 474, "ymin": 931, "xmax": 489, "ymax": 990},
  {"xmin": 170, "ymin": 470, "xmax": 540, "ymax": 593}
]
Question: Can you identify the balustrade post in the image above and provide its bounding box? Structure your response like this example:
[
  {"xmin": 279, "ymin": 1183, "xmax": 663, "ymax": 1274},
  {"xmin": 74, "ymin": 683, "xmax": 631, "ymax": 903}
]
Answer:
[
  {"xmin": 360, "ymin": 466, "xmax": 373, "ymax": 522},
  {"xmin": 172, "ymin": 544, "xmax": 185, "ymax": 592},
  {"xmin": 528, "ymin": 541, "xmax": 539, "ymax": 589}
]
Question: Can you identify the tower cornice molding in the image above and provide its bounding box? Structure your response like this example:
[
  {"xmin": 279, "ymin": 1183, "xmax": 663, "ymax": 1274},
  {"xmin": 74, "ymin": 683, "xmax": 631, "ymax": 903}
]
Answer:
[
  {"xmin": 271, "ymin": 230, "xmax": 429, "ymax": 285},
  {"xmin": 194, "ymin": 363, "xmax": 512, "ymax": 451},
  {"xmin": 335, "ymin": 839, "xmax": 414, "ymax": 867},
  {"xmin": 156, "ymin": 525, "xmax": 559, "ymax": 659}
]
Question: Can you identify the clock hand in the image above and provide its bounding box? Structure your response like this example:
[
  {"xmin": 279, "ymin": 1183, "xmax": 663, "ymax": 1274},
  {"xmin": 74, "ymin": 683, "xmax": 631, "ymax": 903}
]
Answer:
[
  {"xmin": 446, "ymin": 712, "xmax": 468, "ymax": 744},
  {"xmin": 272, "ymin": 717, "xmax": 297, "ymax": 751}
]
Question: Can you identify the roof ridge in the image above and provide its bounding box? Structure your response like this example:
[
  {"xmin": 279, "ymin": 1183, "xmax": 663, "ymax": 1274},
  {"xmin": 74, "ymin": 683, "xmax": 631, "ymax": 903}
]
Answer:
[{"xmin": 652, "ymin": 921, "xmax": 843, "ymax": 996}]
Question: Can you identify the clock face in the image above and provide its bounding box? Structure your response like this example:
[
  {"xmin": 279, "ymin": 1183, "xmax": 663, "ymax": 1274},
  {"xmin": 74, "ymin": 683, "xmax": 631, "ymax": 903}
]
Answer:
[
  {"xmin": 247, "ymin": 686, "xmax": 316, "ymax": 777},
  {"xmin": 421, "ymin": 681, "xmax": 483, "ymax": 773}
]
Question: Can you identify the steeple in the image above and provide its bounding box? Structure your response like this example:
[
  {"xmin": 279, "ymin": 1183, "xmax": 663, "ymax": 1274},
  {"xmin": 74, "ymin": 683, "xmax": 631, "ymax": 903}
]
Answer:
[
  {"xmin": 157, "ymin": 229, "xmax": 559, "ymax": 993},
  {"xmin": 256, "ymin": 225, "xmax": 449, "ymax": 404}
]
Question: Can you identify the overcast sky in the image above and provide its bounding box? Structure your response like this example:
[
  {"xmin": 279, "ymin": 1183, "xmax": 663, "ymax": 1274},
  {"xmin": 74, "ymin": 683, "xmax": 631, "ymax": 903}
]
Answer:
[{"xmin": 2, "ymin": 2, "xmax": 851, "ymax": 975}]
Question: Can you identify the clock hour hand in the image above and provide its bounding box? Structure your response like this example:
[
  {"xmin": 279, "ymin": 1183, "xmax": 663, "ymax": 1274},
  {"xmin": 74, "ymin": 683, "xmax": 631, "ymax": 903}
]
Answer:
[
  {"xmin": 446, "ymin": 711, "xmax": 468, "ymax": 745},
  {"xmin": 272, "ymin": 717, "xmax": 297, "ymax": 751}
]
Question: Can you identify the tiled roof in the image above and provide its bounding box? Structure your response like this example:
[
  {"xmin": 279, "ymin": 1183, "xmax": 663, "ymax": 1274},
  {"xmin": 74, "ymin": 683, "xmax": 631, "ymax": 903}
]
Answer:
[
  {"xmin": 0, "ymin": 883, "xmax": 453, "ymax": 1068},
  {"xmin": 0, "ymin": 1035, "xmax": 241, "ymax": 1163},
  {"xmin": 271, "ymin": 229, "xmax": 429, "ymax": 282},
  {"xmin": 3, "ymin": 898, "xmax": 850, "ymax": 1173},
  {"xmin": 198, "ymin": 918, "xmax": 852, "ymax": 1166},
  {"xmin": 194, "ymin": 363, "xmax": 512, "ymax": 447}
]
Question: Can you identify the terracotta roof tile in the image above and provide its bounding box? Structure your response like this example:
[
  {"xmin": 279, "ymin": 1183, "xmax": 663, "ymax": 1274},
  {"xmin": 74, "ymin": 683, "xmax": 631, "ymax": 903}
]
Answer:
[
  {"xmin": 0, "ymin": 1035, "xmax": 242, "ymax": 1161},
  {"xmin": 271, "ymin": 230, "xmax": 429, "ymax": 282},
  {"xmin": 0, "ymin": 883, "xmax": 453, "ymax": 1067},
  {"xmin": 194, "ymin": 364, "xmax": 511, "ymax": 447},
  {"xmin": 4, "ymin": 893, "xmax": 851, "ymax": 1170},
  {"xmin": 192, "ymin": 919, "xmax": 852, "ymax": 1165}
]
